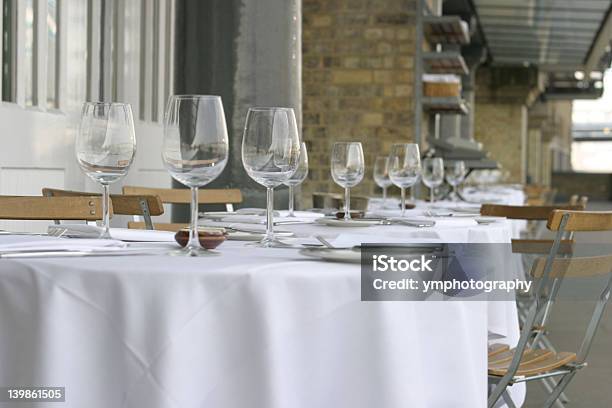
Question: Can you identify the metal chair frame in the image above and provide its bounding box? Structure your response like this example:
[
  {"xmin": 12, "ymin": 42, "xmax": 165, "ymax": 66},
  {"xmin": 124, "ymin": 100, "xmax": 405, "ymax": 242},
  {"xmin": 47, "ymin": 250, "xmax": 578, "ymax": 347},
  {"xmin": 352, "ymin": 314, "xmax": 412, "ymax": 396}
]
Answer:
[{"xmin": 488, "ymin": 212, "xmax": 612, "ymax": 407}]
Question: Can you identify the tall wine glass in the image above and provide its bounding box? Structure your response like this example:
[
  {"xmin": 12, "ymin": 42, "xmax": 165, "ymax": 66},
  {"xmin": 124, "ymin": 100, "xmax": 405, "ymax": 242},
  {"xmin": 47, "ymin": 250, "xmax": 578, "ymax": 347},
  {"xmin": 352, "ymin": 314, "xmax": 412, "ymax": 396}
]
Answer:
[
  {"xmin": 446, "ymin": 160, "xmax": 466, "ymax": 201},
  {"xmin": 331, "ymin": 142, "xmax": 365, "ymax": 221},
  {"xmin": 388, "ymin": 143, "xmax": 421, "ymax": 217},
  {"xmin": 374, "ymin": 156, "xmax": 393, "ymax": 208},
  {"xmin": 422, "ymin": 157, "xmax": 444, "ymax": 203},
  {"xmin": 283, "ymin": 142, "xmax": 309, "ymax": 217},
  {"xmin": 76, "ymin": 102, "xmax": 136, "ymax": 239},
  {"xmin": 242, "ymin": 107, "xmax": 300, "ymax": 247},
  {"xmin": 162, "ymin": 95, "xmax": 229, "ymax": 256}
]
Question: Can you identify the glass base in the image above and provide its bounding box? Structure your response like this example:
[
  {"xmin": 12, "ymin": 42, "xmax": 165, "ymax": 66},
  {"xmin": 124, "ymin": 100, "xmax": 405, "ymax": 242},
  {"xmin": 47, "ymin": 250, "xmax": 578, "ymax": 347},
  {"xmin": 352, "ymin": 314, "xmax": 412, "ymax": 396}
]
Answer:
[
  {"xmin": 168, "ymin": 246, "xmax": 221, "ymax": 257},
  {"xmin": 246, "ymin": 236, "xmax": 293, "ymax": 248}
]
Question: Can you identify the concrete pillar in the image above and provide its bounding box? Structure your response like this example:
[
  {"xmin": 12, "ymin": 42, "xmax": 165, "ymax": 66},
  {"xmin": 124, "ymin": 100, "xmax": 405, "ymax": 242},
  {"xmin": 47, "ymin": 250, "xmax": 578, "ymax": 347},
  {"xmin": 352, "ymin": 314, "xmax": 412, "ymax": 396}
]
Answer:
[{"xmin": 174, "ymin": 0, "xmax": 302, "ymax": 211}]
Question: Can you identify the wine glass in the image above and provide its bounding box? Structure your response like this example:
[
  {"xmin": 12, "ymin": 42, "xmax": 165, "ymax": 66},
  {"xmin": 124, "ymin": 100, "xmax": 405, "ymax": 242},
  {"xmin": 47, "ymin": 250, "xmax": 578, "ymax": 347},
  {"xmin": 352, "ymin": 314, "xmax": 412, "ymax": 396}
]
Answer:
[
  {"xmin": 374, "ymin": 156, "xmax": 393, "ymax": 208},
  {"xmin": 388, "ymin": 143, "xmax": 421, "ymax": 217},
  {"xmin": 283, "ymin": 142, "xmax": 309, "ymax": 217},
  {"xmin": 446, "ymin": 160, "xmax": 466, "ymax": 201},
  {"xmin": 242, "ymin": 107, "xmax": 300, "ymax": 247},
  {"xmin": 331, "ymin": 142, "xmax": 365, "ymax": 221},
  {"xmin": 76, "ymin": 102, "xmax": 136, "ymax": 239},
  {"xmin": 422, "ymin": 157, "xmax": 444, "ymax": 203},
  {"xmin": 162, "ymin": 95, "xmax": 229, "ymax": 256}
]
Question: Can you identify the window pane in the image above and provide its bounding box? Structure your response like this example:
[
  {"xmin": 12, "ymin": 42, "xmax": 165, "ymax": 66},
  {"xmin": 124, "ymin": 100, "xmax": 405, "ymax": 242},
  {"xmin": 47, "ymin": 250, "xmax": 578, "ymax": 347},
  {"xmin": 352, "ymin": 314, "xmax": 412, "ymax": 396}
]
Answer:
[
  {"xmin": 24, "ymin": 0, "xmax": 36, "ymax": 106},
  {"xmin": 2, "ymin": 0, "xmax": 13, "ymax": 101},
  {"xmin": 46, "ymin": 0, "xmax": 58, "ymax": 108}
]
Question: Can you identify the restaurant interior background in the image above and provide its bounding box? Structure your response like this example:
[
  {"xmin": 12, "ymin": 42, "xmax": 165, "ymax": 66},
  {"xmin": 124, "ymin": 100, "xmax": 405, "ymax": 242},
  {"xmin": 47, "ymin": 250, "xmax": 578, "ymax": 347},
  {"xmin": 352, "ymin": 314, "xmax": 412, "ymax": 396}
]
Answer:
[{"xmin": 2, "ymin": 0, "xmax": 612, "ymax": 406}]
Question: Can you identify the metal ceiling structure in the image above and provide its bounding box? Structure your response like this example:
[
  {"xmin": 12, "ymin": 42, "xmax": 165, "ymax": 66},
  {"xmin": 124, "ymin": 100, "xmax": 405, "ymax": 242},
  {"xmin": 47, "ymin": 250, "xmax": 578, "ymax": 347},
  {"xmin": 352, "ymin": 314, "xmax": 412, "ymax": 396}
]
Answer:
[{"xmin": 472, "ymin": 0, "xmax": 612, "ymax": 71}]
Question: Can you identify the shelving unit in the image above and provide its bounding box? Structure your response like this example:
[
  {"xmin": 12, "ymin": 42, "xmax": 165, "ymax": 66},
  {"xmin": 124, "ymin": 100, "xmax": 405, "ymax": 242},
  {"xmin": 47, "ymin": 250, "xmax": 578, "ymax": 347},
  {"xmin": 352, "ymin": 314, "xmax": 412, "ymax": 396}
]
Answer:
[{"xmin": 414, "ymin": 1, "xmax": 471, "ymax": 145}]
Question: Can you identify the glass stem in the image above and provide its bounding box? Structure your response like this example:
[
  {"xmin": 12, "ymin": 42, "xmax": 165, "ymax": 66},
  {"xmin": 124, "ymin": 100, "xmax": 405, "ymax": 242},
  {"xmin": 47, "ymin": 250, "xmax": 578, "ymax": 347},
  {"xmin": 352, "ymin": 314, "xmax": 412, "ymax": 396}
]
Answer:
[
  {"xmin": 187, "ymin": 186, "xmax": 201, "ymax": 249},
  {"xmin": 344, "ymin": 187, "xmax": 351, "ymax": 220},
  {"xmin": 452, "ymin": 185, "xmax": 457, "ymax": 201},
  {"xmin": 265, "ymin": 187, "xmax": 275, "ymax": 239},
  {"xmin": 101, "ymin": 184, "xmax": 111, "ymax": 239},
  {"xmin": 382, "ymin": 186, "xmax": 387, "ymax": 205},
  {"xmin": 401, "ymin": 187, "xmax": 406, "ymax": 217},
  {"xmin": 430, "ymin": 187, "xmax": 435, "ymax": 203},
  {"xmin": 288, "ymin": 185, "xmax": 295, "ymax": 217}
]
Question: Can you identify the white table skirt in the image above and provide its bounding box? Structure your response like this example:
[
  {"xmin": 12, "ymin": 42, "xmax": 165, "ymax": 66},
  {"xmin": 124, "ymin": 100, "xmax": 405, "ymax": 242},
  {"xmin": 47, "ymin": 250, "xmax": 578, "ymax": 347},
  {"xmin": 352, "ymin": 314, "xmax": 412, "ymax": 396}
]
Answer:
[{"xmin": 0, "ymin": 204, "xmax": 524, "ymax": 408}]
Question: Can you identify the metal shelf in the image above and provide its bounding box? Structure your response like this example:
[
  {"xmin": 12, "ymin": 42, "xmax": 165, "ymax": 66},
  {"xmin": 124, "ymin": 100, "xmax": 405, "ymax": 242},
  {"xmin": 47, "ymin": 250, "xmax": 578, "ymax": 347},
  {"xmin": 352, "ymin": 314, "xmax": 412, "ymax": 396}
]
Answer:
[
  {"xmin": 423, "ymin": 52, "xmax": 468, "ymax": 75},
  {"xmin": 424, "ymin": 16, "xmax": 470, "ymax": 45},
  {"xmin": 423, "ymin": 96, "xmax": 469, "ymax": 115}
]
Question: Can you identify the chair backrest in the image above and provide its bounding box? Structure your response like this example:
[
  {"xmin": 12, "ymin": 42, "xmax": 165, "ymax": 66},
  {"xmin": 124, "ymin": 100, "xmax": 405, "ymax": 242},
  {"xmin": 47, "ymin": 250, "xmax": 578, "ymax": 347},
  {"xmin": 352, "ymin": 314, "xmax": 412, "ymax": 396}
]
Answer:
[
  {"xmin": 480, "ymin": 204, "xmax": 585, "ymax": 220},
  {"xmin": 122, "ymin": 186, "xmax": 242, "ymax": 206},
  {"xmin": 0, "ymin": 196, "xmax": 108, "ymax": 220},
  {"xmin": 548, "ymin": 210, "xmax": 612, "ymax": 232},
  {"xmin": 42, "ymin": 188, "xmax": 164, "ymax": 216},
  {"xmin": 122, "ymin": 186, "xmax": 243, "ymax": 231}
]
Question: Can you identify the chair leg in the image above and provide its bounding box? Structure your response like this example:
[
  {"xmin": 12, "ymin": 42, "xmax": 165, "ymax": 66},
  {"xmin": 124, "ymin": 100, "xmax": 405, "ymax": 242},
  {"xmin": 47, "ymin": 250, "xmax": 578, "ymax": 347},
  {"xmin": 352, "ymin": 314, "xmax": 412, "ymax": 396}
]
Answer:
[
  {"xmin": 542, "ymin": 372, "xmax": 576, "ymax": 408},
  {"xmin": 502, "ymin": 390, "xmax": 517, "ymax": 408},
  {"xmin": 488, "ymin": 377, "xmax": 513, "ymax": 408},
  {"xmin": 539, "ymin": 377, "xmax": 567, "ymax": 408}
]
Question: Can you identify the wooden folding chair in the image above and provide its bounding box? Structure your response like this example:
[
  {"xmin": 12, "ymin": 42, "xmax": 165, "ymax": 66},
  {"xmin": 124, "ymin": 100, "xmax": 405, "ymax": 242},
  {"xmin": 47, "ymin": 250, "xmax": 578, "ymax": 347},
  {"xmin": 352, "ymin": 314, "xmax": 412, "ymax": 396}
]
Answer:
[
  {"xmin": 482, "ymin": 203, "xmax": 584, "ymax": 404},
  {"xmin": 488, "ymin": 210, "xmax": 612, "ymax": 408},
  {"xmin": 0, "ymin": 196, "xmax": 109, "ymax": 221},
  {"xmin": 42, "ymin": 188, "xmax": 164, "ymax": 230},
  {"xmin": 122, "ymin": 186, "xmax": 242, "ymax": 231}
]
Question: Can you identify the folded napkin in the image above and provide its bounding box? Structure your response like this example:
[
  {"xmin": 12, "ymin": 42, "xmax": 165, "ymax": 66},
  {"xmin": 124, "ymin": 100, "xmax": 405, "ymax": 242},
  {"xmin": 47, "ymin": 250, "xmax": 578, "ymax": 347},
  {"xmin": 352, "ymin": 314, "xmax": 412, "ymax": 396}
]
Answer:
[
  {"xmin": 0, "ymin": 235, "xmax": 127, "ymax": 252},
  {"xmin": 49, "ymin": 224, "xmax": 176, "ymax": 242}
]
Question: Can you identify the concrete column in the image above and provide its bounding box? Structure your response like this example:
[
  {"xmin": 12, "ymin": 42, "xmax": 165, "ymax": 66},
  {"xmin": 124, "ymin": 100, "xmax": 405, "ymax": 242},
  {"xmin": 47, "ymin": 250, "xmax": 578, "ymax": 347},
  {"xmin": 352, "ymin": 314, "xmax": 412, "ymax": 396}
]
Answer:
[{"xmin": 174, "ymin": 0, "xmax": 301, "ymax": 212}]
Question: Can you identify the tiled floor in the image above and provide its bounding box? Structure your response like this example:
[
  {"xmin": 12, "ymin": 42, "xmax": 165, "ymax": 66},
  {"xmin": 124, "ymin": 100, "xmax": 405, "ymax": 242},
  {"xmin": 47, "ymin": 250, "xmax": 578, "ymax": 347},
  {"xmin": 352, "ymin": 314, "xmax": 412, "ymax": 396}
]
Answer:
[{"xmin": 523, "ymin": 202, "xmax": 612, "ymax": 407}]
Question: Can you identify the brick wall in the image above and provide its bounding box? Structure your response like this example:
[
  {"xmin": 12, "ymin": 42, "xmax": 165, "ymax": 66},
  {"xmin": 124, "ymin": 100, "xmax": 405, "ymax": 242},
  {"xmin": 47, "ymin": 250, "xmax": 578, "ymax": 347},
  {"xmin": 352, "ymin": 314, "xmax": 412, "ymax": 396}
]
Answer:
[
  {"xmin": 473, "ymin": 66, "xmax": 539, "ymax": 184},
  {"xmin": 302, "ymin": 0, "xmax": 417, "ymax": 205}
]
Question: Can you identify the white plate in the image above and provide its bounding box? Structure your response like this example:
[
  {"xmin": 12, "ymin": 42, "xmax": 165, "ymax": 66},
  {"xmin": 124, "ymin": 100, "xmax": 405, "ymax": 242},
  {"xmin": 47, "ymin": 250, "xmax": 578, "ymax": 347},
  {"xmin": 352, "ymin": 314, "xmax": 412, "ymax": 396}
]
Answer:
[
  {"xmin": 315, "ymin": 218, "xmax": 381, "ymax": 227},
  {"xmin": 299, "ymin": 247, "xmax": 361, "ymax": 263}
]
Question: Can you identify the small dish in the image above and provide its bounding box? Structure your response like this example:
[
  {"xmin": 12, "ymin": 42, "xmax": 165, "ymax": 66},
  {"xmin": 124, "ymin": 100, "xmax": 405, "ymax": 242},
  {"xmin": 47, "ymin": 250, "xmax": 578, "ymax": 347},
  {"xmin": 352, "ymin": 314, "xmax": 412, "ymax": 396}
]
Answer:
[{"xmin": 175, "ymin": 228, "xmax": 228, "ymax": 249}]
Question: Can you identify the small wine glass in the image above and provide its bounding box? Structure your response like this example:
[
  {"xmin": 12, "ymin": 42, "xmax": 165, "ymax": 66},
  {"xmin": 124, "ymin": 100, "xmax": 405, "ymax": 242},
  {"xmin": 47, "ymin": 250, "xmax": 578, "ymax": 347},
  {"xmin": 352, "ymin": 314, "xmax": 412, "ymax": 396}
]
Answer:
[
  {"xmin": 446, "ymin": 160, "xmax": 466, "ymax": 201},
  {"xmin": 388, "ymin": 143, "xmax": 421, "ymax": 216},
  {"xmin": 331, "ymin": 142, "xmax": 365, "ymax": 221},
  {"xmin": 162, "ymin": 95, "xmax": 229, "ymax": 256},
  {"xmin": 422, "ymin": 157, "xmax": 444, "ymax": 203},
  {"xmin": 242, "ymin": 107, "xmax": 300, "ymax": 247},
  {"xmin": 374, "ymin": 156, "xmax": 393, "ymax": 208},
  {"xmin": 76, "ymin": 102, "xmax": 136, "ymax": 239},
  {"xmin": 283, "ymin": 142, "xmax": 309, "ymax": 217}
]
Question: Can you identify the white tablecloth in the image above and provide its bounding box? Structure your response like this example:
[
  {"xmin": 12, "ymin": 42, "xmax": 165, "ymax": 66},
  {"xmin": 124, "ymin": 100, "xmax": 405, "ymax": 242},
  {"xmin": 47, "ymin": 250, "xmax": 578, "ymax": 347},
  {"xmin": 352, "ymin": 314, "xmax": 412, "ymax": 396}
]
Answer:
[{"xmin": 0, "ymin": 198, "xmax": 525, "ymax": 408}]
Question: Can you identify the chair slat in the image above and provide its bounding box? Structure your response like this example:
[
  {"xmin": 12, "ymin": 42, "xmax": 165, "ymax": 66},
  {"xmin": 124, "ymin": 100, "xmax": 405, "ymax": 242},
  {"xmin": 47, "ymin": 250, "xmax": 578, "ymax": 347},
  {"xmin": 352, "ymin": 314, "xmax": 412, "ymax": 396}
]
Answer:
[
  {"xmin": 127, "ymin": 221, "xmax": 188, "ymax": 232},
  {"xmin": 511, "ymin": 239, "xmax": 574, "ymax": 255},
  {"xmin": 0, "ymin": 196, "xmax": 108, "ymax": 220},
  {"xmin": 548, "ymin": 210, "xmax": 612, "ymax": 232},
  {"xmin": 480, "ymin": 204, "xmax": 584, "ymax": 220},
  {"xmin": 42, "ymin": 188, "xmax": 164, "ymax": 216},
  {"xmin": 489, "ymin": 350, "xmax": 576, "ymax": 377},
  {"xmin": 531, "ymin": 254, "xmax": 612, "ymax": 278},
  {"xmin": 123, "ymin": 186, "xmax": 242, "ymax": 205}
]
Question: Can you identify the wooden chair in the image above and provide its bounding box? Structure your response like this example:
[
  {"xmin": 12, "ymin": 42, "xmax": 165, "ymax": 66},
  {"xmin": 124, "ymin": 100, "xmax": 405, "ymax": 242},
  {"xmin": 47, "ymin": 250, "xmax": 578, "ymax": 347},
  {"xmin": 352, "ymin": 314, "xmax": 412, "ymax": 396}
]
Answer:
[
  {"xmin": 488, "ymin": 210, "xmax": 612, "ymax": 407},
  {"xmin": 0, "ymin": 196, "xmax": 109, "ymax": 221},
  {"xmin": 122, "ymin": 186, "xmax": 243, "ymax": 231},
  {"xmin": 42, "ymin": 188, "xmax": 164, "ymax": 230}
]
